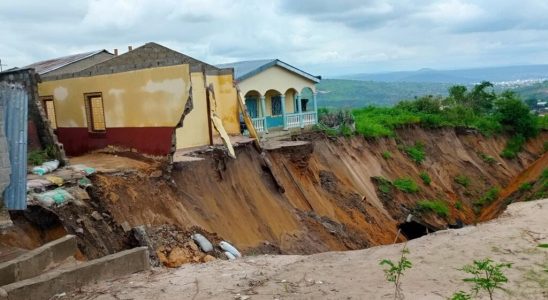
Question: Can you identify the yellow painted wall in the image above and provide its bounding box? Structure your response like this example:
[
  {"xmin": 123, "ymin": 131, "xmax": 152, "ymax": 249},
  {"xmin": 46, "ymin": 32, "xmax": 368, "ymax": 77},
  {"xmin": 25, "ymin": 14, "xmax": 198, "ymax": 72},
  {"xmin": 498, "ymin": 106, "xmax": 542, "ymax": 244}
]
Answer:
[
  {"xmin": 238, "ymin": 65, "xmax": 316, "ymax": 97},
  {"xmin": 175, "ymin": 72, "xmax": 210, "ymax": 149},
  {"xmin": 38, "ymin": 65, "xmax": 191, "ymax": 128},
  {"xmin": 206, "ymin": 74, "xmax": 240, "ymax": 135}
]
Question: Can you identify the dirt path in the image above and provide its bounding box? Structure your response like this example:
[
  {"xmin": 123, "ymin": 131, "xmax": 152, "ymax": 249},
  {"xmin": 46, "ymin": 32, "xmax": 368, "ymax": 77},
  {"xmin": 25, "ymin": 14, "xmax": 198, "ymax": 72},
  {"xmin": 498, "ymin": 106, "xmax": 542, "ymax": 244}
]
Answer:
[{"xmin": 70, "ymin": 199, "xmax": 548, "ymax": 300}]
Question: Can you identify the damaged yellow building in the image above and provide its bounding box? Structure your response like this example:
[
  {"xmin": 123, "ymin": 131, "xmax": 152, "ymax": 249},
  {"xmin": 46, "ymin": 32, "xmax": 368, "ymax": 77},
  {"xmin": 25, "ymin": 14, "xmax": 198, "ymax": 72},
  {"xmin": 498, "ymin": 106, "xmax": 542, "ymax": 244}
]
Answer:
[{"xmin": 32, "ymin": 43, "xmax": 240, "ymax": 156}]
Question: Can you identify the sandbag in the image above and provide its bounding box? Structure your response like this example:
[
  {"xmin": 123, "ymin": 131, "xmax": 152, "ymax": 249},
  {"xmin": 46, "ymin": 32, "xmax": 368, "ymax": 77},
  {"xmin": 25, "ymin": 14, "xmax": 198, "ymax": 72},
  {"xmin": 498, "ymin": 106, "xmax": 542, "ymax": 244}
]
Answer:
[
  {"xmin": 34, "ymin": 188, "xmax": 74, "ymax": 206},
  {"xmin": 219, "ymin": 241, "xmax": 241, "ymax": 258},
  {"xmin": 32, "ymin": 160, "xmax": 60, "ymax": 176},
  {"xmin": 224, "ymin": 251, "xmax": 236, "ymax": 260},
  {"xmin": 27, "ymin": 179, "xmax": 53, "ymax": 190},
  {"xmin": 191, "ymin": 233, "xmax": 213, "ymax": 252},
  {"xmin": 45, "ymin": 176, "xmax": 64, "ymax": 186},
  {"xmin": 70, "ymin": 164, "xmax": 96, "ymax": 175}
]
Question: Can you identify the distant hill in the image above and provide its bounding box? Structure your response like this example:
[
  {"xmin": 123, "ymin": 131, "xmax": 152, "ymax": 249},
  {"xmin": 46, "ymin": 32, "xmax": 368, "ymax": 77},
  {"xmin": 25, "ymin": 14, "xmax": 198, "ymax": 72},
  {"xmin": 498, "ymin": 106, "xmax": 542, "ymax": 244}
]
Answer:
[
  {"xmin": 339, "ymin": 65, "xmax": 548, "ymax": 84},
  {"xmin": 316, "ymin": 79, "xmax": 453, "ymax": 108},
  {"xmin": 316, "ymin": 79, "xmax": 548, "ymax": 109}
]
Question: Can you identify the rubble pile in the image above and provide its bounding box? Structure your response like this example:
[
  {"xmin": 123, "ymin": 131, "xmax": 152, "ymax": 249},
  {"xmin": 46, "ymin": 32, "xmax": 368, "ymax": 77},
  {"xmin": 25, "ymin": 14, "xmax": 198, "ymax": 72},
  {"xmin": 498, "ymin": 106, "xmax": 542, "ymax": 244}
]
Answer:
[{"xmin": 146, "ymin": 225, "xmax": 228, "ymax": 268}]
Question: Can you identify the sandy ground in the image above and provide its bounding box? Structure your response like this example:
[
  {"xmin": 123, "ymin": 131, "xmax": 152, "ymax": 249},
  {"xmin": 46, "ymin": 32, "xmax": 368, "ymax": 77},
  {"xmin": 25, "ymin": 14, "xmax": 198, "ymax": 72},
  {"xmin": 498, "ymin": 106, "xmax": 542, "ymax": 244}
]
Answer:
[{"xmin": 70, "ymin": 199, "xmax": 548, "ymax": 300}]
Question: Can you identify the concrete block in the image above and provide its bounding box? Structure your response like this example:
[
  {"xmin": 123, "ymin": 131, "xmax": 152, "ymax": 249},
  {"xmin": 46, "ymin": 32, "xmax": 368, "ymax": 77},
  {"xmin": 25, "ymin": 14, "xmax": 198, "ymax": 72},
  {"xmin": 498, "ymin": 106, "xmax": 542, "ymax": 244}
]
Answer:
[
  {"xmin": 1, "ymin": 247, "xmax": 149, "ymax": 300},
  {"xmin": 0, "ymin": 235, "xmax": 77, "ymax": 286}
]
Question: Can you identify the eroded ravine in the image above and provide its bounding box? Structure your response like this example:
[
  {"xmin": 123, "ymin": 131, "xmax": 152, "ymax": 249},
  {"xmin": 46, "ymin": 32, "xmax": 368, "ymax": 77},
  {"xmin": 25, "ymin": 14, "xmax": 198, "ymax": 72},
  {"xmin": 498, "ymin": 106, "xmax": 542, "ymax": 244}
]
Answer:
[{"xmin": 3, "ymin": 127, "xmax": 546, "ymax": 262}]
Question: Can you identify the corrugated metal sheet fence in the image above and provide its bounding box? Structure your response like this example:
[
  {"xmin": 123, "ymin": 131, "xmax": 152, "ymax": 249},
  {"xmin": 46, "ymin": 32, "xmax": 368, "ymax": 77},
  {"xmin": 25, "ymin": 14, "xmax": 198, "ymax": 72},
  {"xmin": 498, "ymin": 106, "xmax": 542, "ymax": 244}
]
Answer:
[{"xmin": 0, "ymin": 82, "xmax": 28, "ymax": 210}]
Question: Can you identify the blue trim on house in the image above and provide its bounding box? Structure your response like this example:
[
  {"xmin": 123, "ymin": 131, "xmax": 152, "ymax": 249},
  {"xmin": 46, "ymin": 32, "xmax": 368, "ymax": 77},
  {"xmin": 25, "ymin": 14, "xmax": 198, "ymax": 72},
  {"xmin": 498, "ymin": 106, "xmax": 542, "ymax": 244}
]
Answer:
[
  {"xmin": 217, "ymin": 59, "xmax": 321, "ymax": 83},
  {"xmin": 266, "ymin": 116, "xmax": 284, "ymax": 128}
]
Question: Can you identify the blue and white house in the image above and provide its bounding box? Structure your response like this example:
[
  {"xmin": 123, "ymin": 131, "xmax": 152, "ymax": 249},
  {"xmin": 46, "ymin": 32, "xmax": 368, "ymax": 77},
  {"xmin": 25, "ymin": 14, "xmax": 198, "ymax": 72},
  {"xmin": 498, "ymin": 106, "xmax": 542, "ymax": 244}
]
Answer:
[{"xmin": 218, "ymin": 59, "xmax": 321, "ymax": 133}]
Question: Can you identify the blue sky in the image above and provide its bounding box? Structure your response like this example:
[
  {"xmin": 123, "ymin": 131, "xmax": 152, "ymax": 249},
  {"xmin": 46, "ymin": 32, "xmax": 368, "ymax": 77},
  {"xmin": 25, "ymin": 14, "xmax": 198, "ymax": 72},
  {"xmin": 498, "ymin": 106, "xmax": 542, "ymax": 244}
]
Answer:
[{"xmin": 1, "ymin": 0, "xmax": 548, "ymax": 76}]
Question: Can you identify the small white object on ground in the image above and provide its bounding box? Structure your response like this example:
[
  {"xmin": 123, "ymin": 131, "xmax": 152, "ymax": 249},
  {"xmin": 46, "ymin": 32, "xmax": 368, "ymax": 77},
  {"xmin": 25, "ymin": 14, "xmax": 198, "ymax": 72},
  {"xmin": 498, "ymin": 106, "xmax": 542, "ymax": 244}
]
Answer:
[{"xmin": 220, "ymin": 241, "xmax": 241, "ymax": 258}]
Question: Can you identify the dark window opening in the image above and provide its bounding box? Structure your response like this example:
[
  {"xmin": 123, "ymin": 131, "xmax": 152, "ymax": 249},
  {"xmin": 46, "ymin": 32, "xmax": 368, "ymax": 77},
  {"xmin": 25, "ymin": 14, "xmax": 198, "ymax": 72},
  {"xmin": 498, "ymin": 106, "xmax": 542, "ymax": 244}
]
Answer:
[{"xmin": 271, "ymin": 95, "xmax": 282, "ymax": 116}]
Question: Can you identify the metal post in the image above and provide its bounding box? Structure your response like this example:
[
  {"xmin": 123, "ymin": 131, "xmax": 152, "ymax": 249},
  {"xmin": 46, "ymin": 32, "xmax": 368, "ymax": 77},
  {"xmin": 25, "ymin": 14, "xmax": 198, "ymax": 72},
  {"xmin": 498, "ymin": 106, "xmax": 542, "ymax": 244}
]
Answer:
[
  {"xmin": 260, "ymin": 95, "xmax": 268, "ymax": 133},
  {"xmin": 297, "ymin": 94, "xmax": 304, "ymax": 128},
  {"xmin": 313, "ymin": 92, "xmax": 318, "ymax": 124},
  {"xmin": 281, "ymin": 95, "xmax": 287, "ymax": 130}
]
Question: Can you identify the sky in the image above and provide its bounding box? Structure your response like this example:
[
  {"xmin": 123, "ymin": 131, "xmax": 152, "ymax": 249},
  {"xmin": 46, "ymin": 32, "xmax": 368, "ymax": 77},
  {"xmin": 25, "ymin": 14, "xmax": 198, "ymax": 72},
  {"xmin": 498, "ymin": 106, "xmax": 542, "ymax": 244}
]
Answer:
[{"xmin": 1, "ymin": 0, "xmax": 548, "ymax": 77}]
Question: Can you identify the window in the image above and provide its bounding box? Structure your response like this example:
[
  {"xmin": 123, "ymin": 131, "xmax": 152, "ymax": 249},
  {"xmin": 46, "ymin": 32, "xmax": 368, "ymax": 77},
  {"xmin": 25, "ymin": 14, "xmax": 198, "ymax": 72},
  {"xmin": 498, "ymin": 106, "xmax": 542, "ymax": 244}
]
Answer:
[
  {"xmin": 40, "ymin": 96, "xmax": 57, "ymax": 129},
  {"xmin": 84, "ymin": 93, "xmax": 106, "ymax": 132},
  {"xmin": 271, "ymin": 96, "xmax": 282, "ymax": 116}
]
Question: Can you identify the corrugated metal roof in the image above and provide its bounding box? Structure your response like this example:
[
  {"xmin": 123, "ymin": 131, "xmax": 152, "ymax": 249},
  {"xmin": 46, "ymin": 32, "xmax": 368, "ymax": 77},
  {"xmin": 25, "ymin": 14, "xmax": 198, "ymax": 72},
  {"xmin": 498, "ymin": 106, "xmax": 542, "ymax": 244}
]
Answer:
[
  {"xmin": 23, "ymin": 50, "xmax": 108, "ymax": 75},
  {"xmin": 0, "ymin": 82, "xmax": 28, "ymax": 210},
  {"xmin": 217, "ymin": 59, "xmax": 321, "ymax": 83}
]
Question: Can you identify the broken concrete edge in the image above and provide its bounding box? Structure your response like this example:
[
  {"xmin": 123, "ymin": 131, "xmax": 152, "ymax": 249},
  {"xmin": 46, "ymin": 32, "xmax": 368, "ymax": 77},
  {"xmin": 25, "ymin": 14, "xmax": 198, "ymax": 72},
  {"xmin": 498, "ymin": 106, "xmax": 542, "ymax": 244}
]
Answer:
[
  {"xmin": 0, "ymin": 235, "xmax": 77, "ymax": 286},
  {"xmin": 0, "ymin": 247, "xmax": 150, "ymax": 300}
]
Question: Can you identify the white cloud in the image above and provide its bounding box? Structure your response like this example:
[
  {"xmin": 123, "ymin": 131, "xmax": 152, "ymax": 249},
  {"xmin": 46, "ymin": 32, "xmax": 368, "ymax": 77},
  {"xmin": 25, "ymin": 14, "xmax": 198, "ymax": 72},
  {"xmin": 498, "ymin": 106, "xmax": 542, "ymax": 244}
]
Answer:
[{"xmin": 1, "ymin": 0, "xmax": 548, "ymax": 76}]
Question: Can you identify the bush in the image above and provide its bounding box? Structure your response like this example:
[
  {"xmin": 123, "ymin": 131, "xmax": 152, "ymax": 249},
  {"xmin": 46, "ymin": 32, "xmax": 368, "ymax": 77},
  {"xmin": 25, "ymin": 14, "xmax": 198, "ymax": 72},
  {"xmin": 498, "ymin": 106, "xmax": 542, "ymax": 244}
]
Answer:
[
  {"xmin": 474, "ymin": 187, "xmax": 500, "ymax": 207},
  {"xmin": 416, "ymin": 200, "xmax": 449, "ymax": 217},
  {"xmin": 518, "ymin": 182, "xmax": 533, "ymax": 192},
  {"xmin": 28, "ymin": 145, "xmax": 57, "ymax": 166},
  {"xmin": 404, "ymin": 142, "xmax": 426, "ymax": 164},
  {"xmin": 373, "ymin": 176, "xmax": 392, "ymax": 194},
  {"xmin": 455, "ymin": 201, "xmax": 464, "ymax": 210},
  {"xmin": 478, "ymin": 152, "xmax": 497, "ymax": 165},
  {"xmin": 353, "ymin": 106, "xmax": 420, "ymax": 138},
  {"xmin": 501, "ymin": 134, "xmax": 526, "ymax": 159},
  {"xmin": 458, "ymin": 258, "xmax": 512, "ymax": 300},
  {"xmin": 393, "ymin": 177, "xmax": 420, "ymax": 193},
  {"xmin": 382, "ymin": 151, "xmax": 392, "ymax": 160},
  {"xmin": 454, "ymin": 175, "xmax": 471, "ymax": 187},
  {"xmin": 419, "ymin": 171, "xmax": 431, "ymax": 185}
]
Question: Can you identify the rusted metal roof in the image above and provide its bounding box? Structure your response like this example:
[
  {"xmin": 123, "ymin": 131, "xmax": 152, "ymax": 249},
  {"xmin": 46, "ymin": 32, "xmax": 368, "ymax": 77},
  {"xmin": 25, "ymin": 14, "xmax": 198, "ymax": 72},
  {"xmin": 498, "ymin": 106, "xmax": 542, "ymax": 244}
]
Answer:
[{"xmin": 23, "ymin": 50, "xmax": 110, "ymax": 75}]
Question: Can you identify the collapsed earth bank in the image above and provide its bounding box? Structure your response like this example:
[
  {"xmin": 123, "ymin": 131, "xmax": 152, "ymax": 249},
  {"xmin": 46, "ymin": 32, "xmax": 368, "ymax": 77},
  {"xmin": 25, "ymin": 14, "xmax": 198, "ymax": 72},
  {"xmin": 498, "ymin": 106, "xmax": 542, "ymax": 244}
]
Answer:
[{"xmin": 6, "ymin": 127, "xmax": 547, "ymax": 264}]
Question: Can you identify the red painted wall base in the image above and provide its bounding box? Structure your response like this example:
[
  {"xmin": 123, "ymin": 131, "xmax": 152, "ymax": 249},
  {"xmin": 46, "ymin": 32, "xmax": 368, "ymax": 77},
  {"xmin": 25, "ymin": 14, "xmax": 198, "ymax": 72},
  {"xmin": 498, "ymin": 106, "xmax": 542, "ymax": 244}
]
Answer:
[{"xmin": 56, "ymin": 127, "xmax": 174, "ymax": 156}]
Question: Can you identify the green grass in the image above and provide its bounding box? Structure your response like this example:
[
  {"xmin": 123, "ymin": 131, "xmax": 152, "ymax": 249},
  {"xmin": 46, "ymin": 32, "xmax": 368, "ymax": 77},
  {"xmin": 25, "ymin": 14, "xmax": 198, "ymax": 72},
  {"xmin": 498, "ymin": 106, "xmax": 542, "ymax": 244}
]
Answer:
[
  {"xmin": 393, "ymin": 177, "xmax": 420, "ymax": 193},
  {"xmin": 419, "ymin": 171, "xmax": 431, "ymax": 185},
  {"xmin": 454, "ymin": 175, "xmax": 471, "ymax": 187},
  {"xmin": 382, "ymin": 151, "xmax": 392, "ymax": 160},
  {"xmin": 519, "ymin": 182, "xmax": 533, "ymax": 192},
  {"xmin": 538, "ymin": 244, "xmax": 548, "ymax": 248},
  {"xmin": 455, "ymin": 201, "xmax": 463, "ymax": 210},
  {"xmin": 353, "ymin": 106, "xmax": 420, "ymax": 138},
  {"xmin": 501, "ymin": 135, "xmax": 526, "ymax": 159},
  {"xmin": 373, "ymin": 176, "xmax": 393, "ymax": 194},
  {"xmin": 27, "ymin": 145, "xmax": 57, "ymax": 166},
  {"xmin": 478, "ymin": 152, "xmax": 497, "ymax": 165},
  {"xmin": 416, "ymin": 200, "xmax": 450, "ymax": 218},
  {"xmin": 474, "ymin": 187, "xmax": 501, "ymax": 208},
  {"xmin": 404, "ymin": 142, "xmax": 426, "ymax": 164}
]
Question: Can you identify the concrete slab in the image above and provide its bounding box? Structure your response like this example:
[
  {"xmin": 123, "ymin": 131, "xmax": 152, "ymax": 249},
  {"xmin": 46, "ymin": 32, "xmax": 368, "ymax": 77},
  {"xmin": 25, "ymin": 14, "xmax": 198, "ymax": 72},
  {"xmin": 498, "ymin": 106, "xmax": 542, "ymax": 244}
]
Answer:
[
  {"xmin": 0, "ymin": 235, "xmax": 77, "ymax": 286},
  {"xmin": 0, "ymin": 247, "xmax": 150, "ymax": 300},
  {"xmin": 262, "ymin": 140, "xmax": 310, "ymax": 151}
]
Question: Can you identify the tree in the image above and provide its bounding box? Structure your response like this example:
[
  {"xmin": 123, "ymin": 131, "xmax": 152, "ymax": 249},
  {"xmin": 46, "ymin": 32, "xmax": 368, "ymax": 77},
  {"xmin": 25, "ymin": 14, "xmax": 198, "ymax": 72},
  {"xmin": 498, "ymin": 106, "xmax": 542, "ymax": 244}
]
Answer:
[{"xmin": 494, "ymin": 91, "xmax": 538, "ymax": 138}]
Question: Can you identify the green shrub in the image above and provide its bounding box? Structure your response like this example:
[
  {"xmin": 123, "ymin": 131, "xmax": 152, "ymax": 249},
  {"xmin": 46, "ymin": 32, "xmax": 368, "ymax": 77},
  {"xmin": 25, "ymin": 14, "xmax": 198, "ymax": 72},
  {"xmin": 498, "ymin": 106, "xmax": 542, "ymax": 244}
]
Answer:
[
  {"xmin": 404, "ymin": 142, "xmax": 426, "ymax": 164},
  {"xmin": 28, "ymin": 150, "xmax": 47, "ymax": 166},
  {"xmin": 393, "ymin": 177, "xmax": 420, "ymax": 193},
  {"xmin": 501, "ymin": 134, "xmax": 525, "ymax": 159},
  {"xmin": 416, "ymin": 200, "xmax": 449, "ymax": 217},
  {"xmin": 478, "ymin": 152, "xmax": 497, "ymax": 165},
  {"xmin": 458, "ymin": 258, "xmax": 512, "ymax": 300},
  {"xmin": 518, "ymin": 182, "xmax": 533, "ymax": 192},
  {"xmin": 382, "ymin": 151, "xmax": 392, "ymax": 160},
  {"xmin": 455, "ymin": 201, "xmax": 463, "ymax": 210},
  {"xmin": 454, "ymin": 175, "xmax": 471, "ymax": 187},
  {"xmin": 373, "ymin": 176, "xmax": 392, "ymax": 194},
  {"xmin": 419, "ymin": 171, "xmax": 431, "ymax": 185},
  {"xmin": 474, "ymin": 187, "xmax": 500, "ymax": 207}
]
